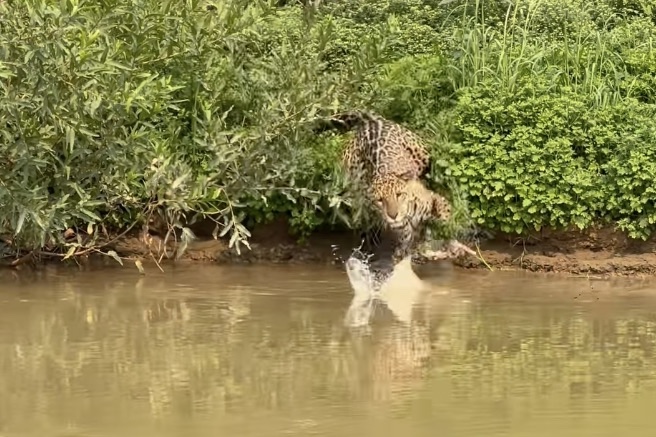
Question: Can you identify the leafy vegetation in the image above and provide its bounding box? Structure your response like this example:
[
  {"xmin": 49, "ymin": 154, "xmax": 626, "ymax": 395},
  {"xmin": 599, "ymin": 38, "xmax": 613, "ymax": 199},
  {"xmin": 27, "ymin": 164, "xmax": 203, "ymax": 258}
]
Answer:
[{"xmin": 2, "ymin": 0, "xmax": 656, "ymax": 265}]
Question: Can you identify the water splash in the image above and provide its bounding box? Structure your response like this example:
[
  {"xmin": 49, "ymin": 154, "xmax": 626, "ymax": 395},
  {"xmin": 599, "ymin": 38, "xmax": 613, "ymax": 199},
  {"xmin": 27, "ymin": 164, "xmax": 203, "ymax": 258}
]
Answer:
[
  {"xmin": 332, "ymin": 242, "xmax": 389, "ymax": 293},
  {"xmin": 333, "ymin": 243, "xmax": 424, "ymax": 328},
  {"xmin": 332, "ymin": 242, "xmax": 381, "ymax": 328}
]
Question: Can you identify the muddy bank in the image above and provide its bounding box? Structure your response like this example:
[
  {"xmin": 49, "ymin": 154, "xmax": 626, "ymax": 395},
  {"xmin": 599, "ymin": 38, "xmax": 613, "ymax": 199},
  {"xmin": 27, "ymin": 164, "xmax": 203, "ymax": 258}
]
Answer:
[
  {"xmin": 103, "ymin": 219, "xmax": 656, "ymax": 277},
  {"xmin": 6, "ymin": 218, "xmax": 656, "ymax": 276},
  {"xmin": 457, "ymin": 227, "xmax": 656, "ymax": 277}
]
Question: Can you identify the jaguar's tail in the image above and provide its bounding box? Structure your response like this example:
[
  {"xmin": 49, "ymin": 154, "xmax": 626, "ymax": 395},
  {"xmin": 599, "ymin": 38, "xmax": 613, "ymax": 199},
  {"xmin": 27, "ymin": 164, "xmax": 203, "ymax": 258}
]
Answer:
[{"xmin": 311, "ymin": 110, "xmax": 382, "ymax": 134}]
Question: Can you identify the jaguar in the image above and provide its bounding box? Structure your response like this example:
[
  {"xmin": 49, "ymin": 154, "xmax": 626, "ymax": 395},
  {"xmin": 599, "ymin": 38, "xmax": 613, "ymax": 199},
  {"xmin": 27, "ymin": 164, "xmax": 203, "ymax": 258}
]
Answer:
[{"xmin": 315, "ymin": 110, "xmax": 452, "ymax": 258}]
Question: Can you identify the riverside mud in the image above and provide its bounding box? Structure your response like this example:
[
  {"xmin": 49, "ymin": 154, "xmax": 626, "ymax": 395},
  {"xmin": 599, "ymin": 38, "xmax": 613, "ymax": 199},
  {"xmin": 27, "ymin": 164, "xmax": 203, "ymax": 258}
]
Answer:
[{"xmin": 97, "ymin": 219, "xmax": 656, "ymax": 277}]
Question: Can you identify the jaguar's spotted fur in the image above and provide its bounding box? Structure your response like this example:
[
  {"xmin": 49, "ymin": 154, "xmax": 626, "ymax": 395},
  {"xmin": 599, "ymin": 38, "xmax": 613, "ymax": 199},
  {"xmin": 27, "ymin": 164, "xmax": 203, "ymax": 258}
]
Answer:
[
  {"xmin": 315, "ymin": 111, "xmax": 449, "ymax": 257},
  {"xmin": 324, "ymin": 111, "xmax": 431, "ymax": 189}
]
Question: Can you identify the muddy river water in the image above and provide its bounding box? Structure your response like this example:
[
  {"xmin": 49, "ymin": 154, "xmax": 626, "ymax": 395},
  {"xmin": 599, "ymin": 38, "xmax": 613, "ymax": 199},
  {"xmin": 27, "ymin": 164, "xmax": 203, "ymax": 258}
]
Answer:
[{"xmin": 1, "ymin": 262, "xmax": 655, "ymax": 436}]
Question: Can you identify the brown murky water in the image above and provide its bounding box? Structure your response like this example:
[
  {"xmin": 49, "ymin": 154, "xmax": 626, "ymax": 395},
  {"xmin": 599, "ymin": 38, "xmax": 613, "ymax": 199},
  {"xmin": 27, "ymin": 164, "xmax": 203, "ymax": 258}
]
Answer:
[{"xmin": 1, "ymin": 263, "xmax": 656, "ymax": 437}]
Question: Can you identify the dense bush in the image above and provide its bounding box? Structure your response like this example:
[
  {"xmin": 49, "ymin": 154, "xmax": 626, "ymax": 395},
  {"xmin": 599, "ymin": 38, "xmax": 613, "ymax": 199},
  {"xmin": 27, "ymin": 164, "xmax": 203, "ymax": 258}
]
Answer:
[
  {"xmin": 365, "ymin": 1, "xmax": 656, "ymax": 240},
  {"xmin": 0, "ymin": 0, "xmax": 389, "ymax": 255},
  {"xmin": 2, "ymin": 0, "xmax": 656, "ymax": 261},
  {"xmin": 449, "ymin": 82, "xmax": 656, "ymax": 236}
]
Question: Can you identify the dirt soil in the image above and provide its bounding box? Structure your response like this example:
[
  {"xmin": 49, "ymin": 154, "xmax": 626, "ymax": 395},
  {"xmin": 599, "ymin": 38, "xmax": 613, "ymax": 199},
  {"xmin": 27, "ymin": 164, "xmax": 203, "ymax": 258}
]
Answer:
[
  {"xmin": 8, "ymin": 218, "xmax": 656, "ymax": 276},
  {"xmin": 92, "ymin": 218, "xmax": 656, "ymax": 277}
]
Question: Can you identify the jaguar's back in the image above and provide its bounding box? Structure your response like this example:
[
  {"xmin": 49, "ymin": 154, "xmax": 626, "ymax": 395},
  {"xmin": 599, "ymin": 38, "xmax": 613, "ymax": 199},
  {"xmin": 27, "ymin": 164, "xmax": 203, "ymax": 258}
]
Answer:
[
  {"xmin": 320, "ymin": 111, "xmax": 431, "ymax": 184},
  {"xmin": 368, "ymin": 121, "xmax": 430, "ymax": 180}
]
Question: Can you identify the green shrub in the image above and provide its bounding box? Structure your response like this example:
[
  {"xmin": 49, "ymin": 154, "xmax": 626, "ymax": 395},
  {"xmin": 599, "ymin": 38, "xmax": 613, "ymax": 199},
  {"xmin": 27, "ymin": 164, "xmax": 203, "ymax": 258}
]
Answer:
[
  {"xmin": 449, "ymin": 79, "xmax": 656, "ymax": 237},
  {"xmin": 450, "ymin": 80, "xmax": 599, "ymax": 234},
  {"xmin": 372, "ymin": 54, "xmax": 455, "ymax": 126},
  {"xmin": 315, "ymin": 0, "xmax": 446, "ymax": 71},
  {"xmin": 0, "ymin": 0, "xmax": 384, "ymax": 254},
  {"xmin": 605, "ymin": 17, "xmax": 656, "ymax": 102},
  {"xmin": 600, "ymin": 100, "xmax": 656, "ymax": 238},
  {"xmin": 604, "ymin": 0, "xmax": 656, "ymax": 20}
]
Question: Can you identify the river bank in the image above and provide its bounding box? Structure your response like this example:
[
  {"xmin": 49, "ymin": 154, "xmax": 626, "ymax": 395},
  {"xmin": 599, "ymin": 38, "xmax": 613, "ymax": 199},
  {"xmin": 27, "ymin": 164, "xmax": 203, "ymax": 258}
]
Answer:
[
  {"xmin": 45, "ymin": 218, "xmax": 656, "ymax": 277},
  {"xmin": 5, "ymin": 218, "xmax": 656, "ymax": 277}
]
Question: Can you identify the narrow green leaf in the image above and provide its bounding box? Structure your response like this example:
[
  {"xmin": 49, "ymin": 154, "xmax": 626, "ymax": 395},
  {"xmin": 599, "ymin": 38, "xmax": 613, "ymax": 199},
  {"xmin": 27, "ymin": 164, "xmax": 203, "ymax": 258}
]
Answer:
[
  {"xmin": 15, "ymin": 210, "xmax": 27, "ymax": 235},
  {"xmin": 106, "ymin": 250, "xmax": 123, "ymax": 266},
  {"xmin": 63, "ymin": 246, "xmax": 77, "ymax": 260},
  {"xmin": 66, "ymin": 126, "xmax": 75, "ymax": 154}
]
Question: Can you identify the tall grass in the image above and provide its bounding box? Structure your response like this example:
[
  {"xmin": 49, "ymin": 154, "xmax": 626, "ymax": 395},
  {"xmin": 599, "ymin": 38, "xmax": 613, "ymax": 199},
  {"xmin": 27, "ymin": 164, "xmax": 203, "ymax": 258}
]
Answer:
[{"xmin": 447, "ymin": 0, "xmax": 631, "ymax": 106}]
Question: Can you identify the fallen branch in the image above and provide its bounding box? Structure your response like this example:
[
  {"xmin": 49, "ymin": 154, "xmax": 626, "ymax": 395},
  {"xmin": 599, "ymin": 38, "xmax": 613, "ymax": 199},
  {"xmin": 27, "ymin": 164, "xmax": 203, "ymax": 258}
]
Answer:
[
  {"xmin": 420, "ymin": 239, "xmax": 494, "ymax": 271},
  {"xmin": 7, "ymin": 251, "xmax": 35, "ymax": 268},
  {"xmin": 421, "ymin": 239, "xmax": 476, "ymax": 259}
]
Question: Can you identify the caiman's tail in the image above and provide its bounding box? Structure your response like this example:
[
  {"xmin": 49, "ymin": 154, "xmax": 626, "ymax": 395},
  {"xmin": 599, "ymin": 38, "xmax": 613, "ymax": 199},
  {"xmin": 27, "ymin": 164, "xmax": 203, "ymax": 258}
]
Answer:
[{"xmin": 311, "ymin": 110, "xmax": 382, "ymax": 134}]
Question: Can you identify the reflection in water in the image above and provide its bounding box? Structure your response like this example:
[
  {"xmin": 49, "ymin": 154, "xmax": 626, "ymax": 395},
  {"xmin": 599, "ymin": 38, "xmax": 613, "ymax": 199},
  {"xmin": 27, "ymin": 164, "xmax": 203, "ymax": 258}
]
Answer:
[{"xmin": 0, "ymin": 266, "xmax": 656, "ymax": 436}]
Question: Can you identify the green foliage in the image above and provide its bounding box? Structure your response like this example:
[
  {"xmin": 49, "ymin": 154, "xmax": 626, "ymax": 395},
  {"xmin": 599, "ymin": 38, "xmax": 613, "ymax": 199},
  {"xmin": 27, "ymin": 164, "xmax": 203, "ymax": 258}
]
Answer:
[
  {"xmin": 600, "ymin": 100, "xmax": 656, "ymax": 238},
  {"xmin": 607, "ymin": 17, "xmax": 656, "ymax": 102},
  {"xmin": 372, "ymin": 54, "xmax": 455, "ymax": 126},
  {"xmin": 315, "ymin": 0, "xmax": 445, "ymax": 71},
  {"xmin": 4, "ymin": 0, "xmax": 656, "ymax": 258},
  {"xmin": 0, "ymin": 0, "xmax": 389, "ymax": 254},
  {"xmin": 439, "ymin": 4, "xmax": 656, "ymax": 239},
  {"xmin": 451, "ymin": 81, "xmax": 604, "ymax": 234}
]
